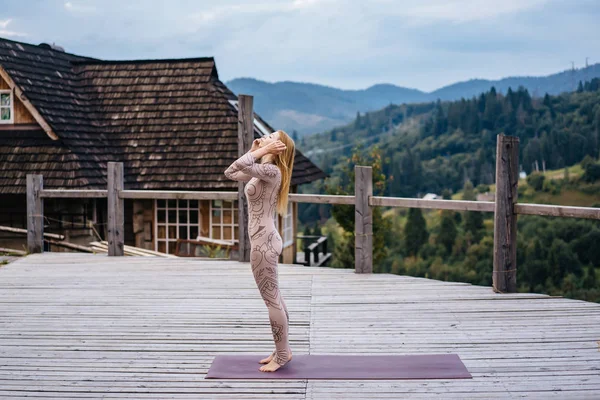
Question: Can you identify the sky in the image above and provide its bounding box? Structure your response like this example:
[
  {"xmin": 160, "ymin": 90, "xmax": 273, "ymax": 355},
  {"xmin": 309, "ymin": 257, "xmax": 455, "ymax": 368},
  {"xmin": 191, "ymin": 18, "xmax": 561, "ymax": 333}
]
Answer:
[{"xmin": 1, "ymin": 0, "xmax": 599, "ymax": 92}]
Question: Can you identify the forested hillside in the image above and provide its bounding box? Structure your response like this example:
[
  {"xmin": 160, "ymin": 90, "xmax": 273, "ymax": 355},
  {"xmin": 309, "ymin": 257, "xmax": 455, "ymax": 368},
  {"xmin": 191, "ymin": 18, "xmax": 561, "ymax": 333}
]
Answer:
[{"xmin": 302, "ymin": 78, "xmax": 600, "ymax": 198}]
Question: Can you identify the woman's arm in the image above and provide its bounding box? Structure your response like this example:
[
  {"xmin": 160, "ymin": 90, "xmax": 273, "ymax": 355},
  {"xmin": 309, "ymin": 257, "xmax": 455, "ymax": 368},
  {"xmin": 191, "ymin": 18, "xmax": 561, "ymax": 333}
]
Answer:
[
  {"xmin": 224, "ymin": 143, "xmax": 283, "ymax": 184},
  {"xmin": 223, "ymin": 149, "xmax": 255, "ymax": 182}
]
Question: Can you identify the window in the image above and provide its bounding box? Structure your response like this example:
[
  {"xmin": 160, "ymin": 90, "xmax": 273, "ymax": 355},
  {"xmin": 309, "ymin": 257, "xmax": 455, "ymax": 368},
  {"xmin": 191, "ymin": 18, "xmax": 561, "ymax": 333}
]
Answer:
[
  {"xmin": 0, "ymin": 90, "xmax": 13, "ymax": 123},
  {"xmin": 282, "ymin": 202, "xmax": 294, "ymax": 247},
  {"xmin": 210, "ymin": 199, "xmax": 239, "ymax": 241},
  {"xmin": 155, "ymin": 199, "xmax": 200, "ymax": 255}
]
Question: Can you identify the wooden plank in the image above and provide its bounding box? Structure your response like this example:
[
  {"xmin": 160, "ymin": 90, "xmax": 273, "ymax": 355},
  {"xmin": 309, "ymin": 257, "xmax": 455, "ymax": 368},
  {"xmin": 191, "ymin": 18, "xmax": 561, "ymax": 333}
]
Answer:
[
  {"xmin": 0, "ymin": 225, "xmax": 64, "ymax": 240},
  {"xmin": 515, "ymin": 203, "xmax": 600, "ymax": 220},
  {"xmin": 46, "ymin": 238, "xmax": 95, "ymax": 253},
  {"xmin": 107, "ymin": 162, "xmax": 125, "ymax": 256},
  {"xmin": 40, "ymin": 189, "xmax": 108, "ymax": 199},
  {"xmin": 289, "ymin": 193, "xmax": 355, "ymax": 205},
  {"xmin": 370, "ymin": 196, "xmax": 495, "ymax": 212},
  {"xmin": 120, "ymin": 191, "xmax": 237, "ymax": 201},
  {"xmin": 0, "ymin": 247, "xmax": 27, "ymax": 256},
  {"xmin": 493, "ymin": 134, "xmax": 519, "ymax": 294},
  {"xmin": 237, "ymin": 94, "xmax": 253, "ymax": 263},
  {"xmin": 355, "ymin": 166, "xmax": 373, "ymax": 273},
  {"xmin": 26, "ymin": 174, "xmax": 44, "ymax": 254}
]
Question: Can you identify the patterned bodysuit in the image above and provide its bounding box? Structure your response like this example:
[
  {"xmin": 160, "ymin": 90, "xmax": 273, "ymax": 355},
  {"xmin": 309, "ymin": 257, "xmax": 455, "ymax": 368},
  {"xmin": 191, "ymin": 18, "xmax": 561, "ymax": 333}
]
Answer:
[{"xmin": 224, "ymin": 150, "xmax": 291, "ymax": 366}]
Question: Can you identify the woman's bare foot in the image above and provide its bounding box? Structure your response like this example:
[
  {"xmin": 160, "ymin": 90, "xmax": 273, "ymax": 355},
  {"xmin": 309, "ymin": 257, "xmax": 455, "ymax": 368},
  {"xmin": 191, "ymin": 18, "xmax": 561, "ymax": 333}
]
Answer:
[
  {"xmin": 259, "ymin": 348, "xmax": 292, "ymax": 372},
  {"xmin": 259, "ymin": 350, "xmax": 276, "ymax": 364}
]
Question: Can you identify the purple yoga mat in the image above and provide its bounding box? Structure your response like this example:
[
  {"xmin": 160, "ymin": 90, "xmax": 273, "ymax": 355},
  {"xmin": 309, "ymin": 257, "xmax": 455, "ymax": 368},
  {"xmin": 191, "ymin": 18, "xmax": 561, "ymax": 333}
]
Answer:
[{"xmin": 205, "ymin": 354, "xmax": 472, "ymax": 380}]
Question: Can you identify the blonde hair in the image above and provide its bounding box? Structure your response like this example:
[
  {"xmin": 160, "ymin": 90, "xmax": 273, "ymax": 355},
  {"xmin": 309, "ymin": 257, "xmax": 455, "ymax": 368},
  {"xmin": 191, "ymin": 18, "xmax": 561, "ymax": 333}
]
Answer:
[{"xmin": 272, "ymin": 130, "xmax": 295, "ymax": 217}]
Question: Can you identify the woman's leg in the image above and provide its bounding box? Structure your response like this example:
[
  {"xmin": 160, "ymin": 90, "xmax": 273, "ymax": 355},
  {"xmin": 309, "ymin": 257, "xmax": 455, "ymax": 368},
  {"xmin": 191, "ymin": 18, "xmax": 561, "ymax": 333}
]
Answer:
[{"xmin": 250, "ymin": 233, "xmax": 290, "ymax": 367}]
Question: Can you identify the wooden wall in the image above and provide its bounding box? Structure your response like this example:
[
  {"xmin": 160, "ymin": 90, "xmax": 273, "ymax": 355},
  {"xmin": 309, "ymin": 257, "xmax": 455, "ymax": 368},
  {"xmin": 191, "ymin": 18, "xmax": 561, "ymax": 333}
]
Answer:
[
  {"xmin": 132, "ymin": 199, "xmax": 153, "ymax": 249},
  {"xmin": 0, "ymin": 76, "xmax": 37, "ymax": 125}
]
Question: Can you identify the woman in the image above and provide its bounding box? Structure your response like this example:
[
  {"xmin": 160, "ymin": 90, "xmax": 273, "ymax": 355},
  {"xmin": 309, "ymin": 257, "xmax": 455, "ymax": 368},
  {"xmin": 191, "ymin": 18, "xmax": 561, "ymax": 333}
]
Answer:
[{"xmin": 224, "ymin": 129, "xmax": 296, "ymax": 372}]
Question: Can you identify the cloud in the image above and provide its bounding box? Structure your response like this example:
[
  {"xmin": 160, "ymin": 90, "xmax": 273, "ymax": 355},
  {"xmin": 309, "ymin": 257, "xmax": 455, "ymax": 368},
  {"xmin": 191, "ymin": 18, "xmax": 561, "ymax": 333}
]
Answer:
[
  {"xmin": 0, "ymin": 18, "xmax": 27, "ymax": 37},
  {"xmin": 374, "ymin": 0, "xmax": 550, "ymax": 23},
  {"xmin": 64, "ymin": 1, "xmax": 97, "ymax": 14},
  {"xmin": 1, "ymin": 0, "xmax": 598, "ymax": 92},
  {"xmin": 189, "ymin": 0, "xmax": 333, "ymax": 23}
]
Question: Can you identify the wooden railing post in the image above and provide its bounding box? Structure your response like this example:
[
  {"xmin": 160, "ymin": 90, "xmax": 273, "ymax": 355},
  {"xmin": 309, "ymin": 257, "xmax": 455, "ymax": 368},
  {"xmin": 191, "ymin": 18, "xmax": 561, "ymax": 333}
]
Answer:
[
  {"xmin": 237, "ymin": 94, "xmax": 253, "ymax": 262},
  {"xmin": 493, "ymin": 134, "xmax": 519, "ymax": 293},
  {"xmin": 355, "ymin": 166, "xmax": 373, "ymax": 273},
  {"xmin": 26, "ymin": 174, "xmax": 44, "ymax": 253},
  {"xmin": 107, "ymin": 162, "xmax": 124, "ymax": 256}
]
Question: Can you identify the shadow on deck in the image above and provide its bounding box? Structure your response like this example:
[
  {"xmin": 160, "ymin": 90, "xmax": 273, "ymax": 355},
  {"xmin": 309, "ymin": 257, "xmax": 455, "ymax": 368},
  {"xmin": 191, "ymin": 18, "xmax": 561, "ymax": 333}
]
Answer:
[{"xmin": 1, "ymin": 253, "xmax": 599, "ymax": 399}]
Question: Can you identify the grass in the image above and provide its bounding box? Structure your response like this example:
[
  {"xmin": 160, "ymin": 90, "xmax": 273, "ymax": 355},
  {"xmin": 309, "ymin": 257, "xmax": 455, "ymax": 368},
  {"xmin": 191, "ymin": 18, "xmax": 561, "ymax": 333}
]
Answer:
[{"xmin": 450, "ymin": 163, "xmax": 599, "ymax": 207}]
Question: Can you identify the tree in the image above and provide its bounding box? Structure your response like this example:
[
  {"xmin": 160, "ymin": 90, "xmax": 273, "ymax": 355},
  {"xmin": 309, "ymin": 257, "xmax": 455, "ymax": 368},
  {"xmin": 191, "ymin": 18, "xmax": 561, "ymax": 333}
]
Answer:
[
  {"xmin": 527, "ymin": 172, "xmax": 545, "ymax": 191},
  {"xmin": 354, "ymin": 112, "xmax": 362, "ymax": 129},
  {"xmin": 436, "ymin": 210, "xmax": 457, "ymax": 255},
  {"xmin": 462, "ymin": 180, "xmax": 484, "ymax": 242},
  {"xmin": 549, "ymin": 239, "xmax": 582, "ymax": 286},
  {"xmin": 325, "ymin": 144, "xmax": 391, "ymax": 271},
  {"xmin": 583, "ymin": 264, "xmax": 597, "ymax": 289},
  {"xmin": 404, "ymin": 208, "xmax": 428, "ymax": 256}
]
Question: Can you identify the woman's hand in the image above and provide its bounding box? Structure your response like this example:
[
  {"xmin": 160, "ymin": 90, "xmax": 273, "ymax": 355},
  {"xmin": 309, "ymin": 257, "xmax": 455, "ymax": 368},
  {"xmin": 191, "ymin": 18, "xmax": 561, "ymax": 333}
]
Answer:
[{"xmin": 263, "ymin": 140, "xmax": 287, "ymax": 155}]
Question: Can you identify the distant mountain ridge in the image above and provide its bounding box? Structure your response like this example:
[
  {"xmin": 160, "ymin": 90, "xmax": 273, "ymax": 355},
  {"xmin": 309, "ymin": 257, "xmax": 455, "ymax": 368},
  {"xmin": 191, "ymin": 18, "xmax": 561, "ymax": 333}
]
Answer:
[{"xmin": 226, "ymin": 63, "xmax": 600, "ymax": 135}]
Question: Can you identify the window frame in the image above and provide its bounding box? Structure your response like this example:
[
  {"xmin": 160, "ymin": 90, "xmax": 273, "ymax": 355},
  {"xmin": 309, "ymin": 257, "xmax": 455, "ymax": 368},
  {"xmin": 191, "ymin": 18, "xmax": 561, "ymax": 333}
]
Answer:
[
  {"xmin": 154, "ymin": 199, "xmax": 202, "ymax": 255},
  {"xmin": 0, "ymin": 89, "xmax": 14, "ymax": 124},
  {"xmin": 209, "ymin": 199, "xmax": 239, "ymax": 242},
  {"xmin": 282, "ymin": 201, "xmax": 294, "ymax": 247}
]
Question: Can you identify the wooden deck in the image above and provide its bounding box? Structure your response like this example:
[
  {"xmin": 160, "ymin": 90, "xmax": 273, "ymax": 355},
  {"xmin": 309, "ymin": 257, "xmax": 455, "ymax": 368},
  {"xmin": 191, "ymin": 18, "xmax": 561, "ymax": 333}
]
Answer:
[{"xmin": 1, "ymin": 253, "xmax": 599, "ymax": 399}]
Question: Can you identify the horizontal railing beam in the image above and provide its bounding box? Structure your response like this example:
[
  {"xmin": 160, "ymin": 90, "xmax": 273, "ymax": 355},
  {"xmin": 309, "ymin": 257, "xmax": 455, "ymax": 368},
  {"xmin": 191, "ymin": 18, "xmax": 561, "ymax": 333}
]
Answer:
[
  {"xmin": 40, "ymin": 190, "xmax": 108, "ymax": 198},
  {"xmin": 515, "ymin": 203, "xmax": 600, "ymax": 220},
  {"xmin": 370, "ymin": 196, "xmax": 496, "ymax": 212},
  {"xmin": 288, "ymin": 193, "xmax": 355, "ymax": 204},
  {"xmin": 36, "ymin": 189, "xmax": 600, "ymax": 221},
  {"xmin": 120, "ymin": 190, "xmax": 238, "ymax": 200}
]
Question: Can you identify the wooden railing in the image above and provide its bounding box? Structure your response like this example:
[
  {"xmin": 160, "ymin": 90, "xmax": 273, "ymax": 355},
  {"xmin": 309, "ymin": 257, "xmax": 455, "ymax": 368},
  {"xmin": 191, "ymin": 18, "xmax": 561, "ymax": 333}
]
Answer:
[{"xmin": 24, "ymin": 94, "xmax": 600, "ymax": 294}]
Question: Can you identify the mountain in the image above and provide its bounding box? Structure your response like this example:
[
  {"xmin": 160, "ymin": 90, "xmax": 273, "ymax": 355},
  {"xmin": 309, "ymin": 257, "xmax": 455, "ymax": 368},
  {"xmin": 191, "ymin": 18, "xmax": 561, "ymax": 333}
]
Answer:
[
  {"xmin": 226, "ymin": 63, "xmax": 600, "ymax": 136},
  {"xmin": 431, "ymin": 63, "xmax": 600, "ymax": 100},
  {"xmin": 225, "ymin": 78, "xmax": 428, "ymax": 135}
]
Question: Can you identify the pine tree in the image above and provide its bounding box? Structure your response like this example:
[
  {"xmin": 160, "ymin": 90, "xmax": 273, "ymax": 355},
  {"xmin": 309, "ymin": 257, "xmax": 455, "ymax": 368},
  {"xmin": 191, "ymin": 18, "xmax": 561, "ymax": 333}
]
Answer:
[
  {"xmin": 583, "ymin": 264, "xmax": 597, "ymax": 289},
  {"xmin": 462, "ymin": 180, "xmax": 484, "ymax": 241},
  {"xmin": 404, "ymin": 208, "xmax": 428, "ymax": 256},
  {"xmin": 437, "ymin": 211, "xmax": 457, "ymax": 255}
]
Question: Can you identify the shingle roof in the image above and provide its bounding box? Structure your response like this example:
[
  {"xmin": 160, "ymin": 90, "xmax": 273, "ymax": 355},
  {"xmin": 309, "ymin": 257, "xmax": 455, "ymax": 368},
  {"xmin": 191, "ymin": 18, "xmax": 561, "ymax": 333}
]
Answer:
[{"xmin": 0, "ymin": 37, "xmax": 327, "ymax": 194}]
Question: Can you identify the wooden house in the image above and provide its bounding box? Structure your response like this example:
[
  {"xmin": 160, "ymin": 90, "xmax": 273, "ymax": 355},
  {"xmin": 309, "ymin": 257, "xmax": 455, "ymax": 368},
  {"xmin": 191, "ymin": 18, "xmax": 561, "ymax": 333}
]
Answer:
[{"xmin": 0, "ymin": 37, "xmax": 327, "ymax": 262}]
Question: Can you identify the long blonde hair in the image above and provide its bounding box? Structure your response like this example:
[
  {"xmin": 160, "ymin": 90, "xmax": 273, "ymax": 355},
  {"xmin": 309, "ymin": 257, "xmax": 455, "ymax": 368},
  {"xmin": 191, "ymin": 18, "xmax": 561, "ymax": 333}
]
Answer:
[{"xmin": 271, "ymin": 130, "xmax": 295, "ymax": 217}]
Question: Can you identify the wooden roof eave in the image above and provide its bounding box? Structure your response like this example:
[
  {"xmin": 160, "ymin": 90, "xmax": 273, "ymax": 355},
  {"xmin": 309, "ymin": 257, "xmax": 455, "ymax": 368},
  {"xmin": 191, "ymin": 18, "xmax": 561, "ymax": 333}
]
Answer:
[{"xmin": 0, "ymin": 65, "xmax": 59, "ymax": 141}]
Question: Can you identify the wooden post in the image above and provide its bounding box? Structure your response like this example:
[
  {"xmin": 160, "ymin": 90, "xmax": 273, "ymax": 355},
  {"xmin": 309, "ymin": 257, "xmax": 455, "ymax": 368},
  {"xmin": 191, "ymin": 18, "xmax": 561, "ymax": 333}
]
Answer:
[
  {"xmin": 107, "ymin": 162, "xmax": 124, "ymax": 256},
  {"xmin": 26, "ymin": 174, "xmax": 44, "ymax": 253},
  {"xmin": 493, "ymin": 134, "xmax": 519, "ymax": 293},
  {"xmin": 355, "ymin": 166, "xmax": 373, "ymax": 273},
  {"xmin": 237, "ymin": 95, "xmax": 253, "ymax": 262}
]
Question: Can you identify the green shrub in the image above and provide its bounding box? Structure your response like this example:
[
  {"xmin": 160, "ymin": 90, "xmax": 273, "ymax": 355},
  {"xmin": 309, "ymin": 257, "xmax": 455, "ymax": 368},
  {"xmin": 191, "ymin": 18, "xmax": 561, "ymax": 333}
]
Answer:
[{"xmin": 527, "ymin": 172, "xmax": 545, "ymax": 191}]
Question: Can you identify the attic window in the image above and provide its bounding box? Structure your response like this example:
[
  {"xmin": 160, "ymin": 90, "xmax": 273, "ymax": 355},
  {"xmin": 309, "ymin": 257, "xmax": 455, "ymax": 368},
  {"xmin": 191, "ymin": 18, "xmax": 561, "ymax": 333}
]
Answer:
[
  {"xmin": 228, "ymin": 100, "xmax": 272, "ymax": 136},
  {"xmin": 0, "ymin": 90, "xmax": 13, "ymax": 124}
]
